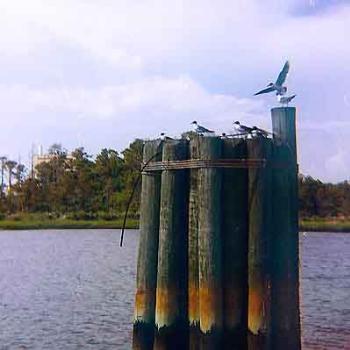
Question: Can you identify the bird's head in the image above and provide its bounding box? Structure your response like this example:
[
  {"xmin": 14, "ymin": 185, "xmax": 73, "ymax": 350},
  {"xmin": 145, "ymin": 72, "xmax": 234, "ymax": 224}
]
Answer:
[
  {"xmin": 160, "ymin": 132, "xmax": 165, "ymax": 136},
  {"xmin": 252, "ymin": 126, "xmax": 257, "ymax": 130},
  {"xmin": 267, "ymin": 82, "xmax": 274, "ymax": 87},
  {"xmin": 233, "ymin": 121, "xmax": 240, "ymax": 125},
  {"xmin": 191, "ymin": 121, "xmax": 197, "ymax": 125}
]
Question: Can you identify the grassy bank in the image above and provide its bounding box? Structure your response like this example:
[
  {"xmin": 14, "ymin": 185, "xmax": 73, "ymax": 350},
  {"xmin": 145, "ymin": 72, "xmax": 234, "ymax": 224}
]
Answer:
[
  {"xmin": 0, "ymin": 213, "xmax": 139, "ymax": 230},
  {"xmin": 299, "ymin": 219, "xmax": 350, "ymax": 232},
  {"xmin": 0, "ymin": 214, "xmax": 349, "ymax": 232},
  {"xmin": 0, "ymin": 219, "xmax": 139, "ymax": 230}
]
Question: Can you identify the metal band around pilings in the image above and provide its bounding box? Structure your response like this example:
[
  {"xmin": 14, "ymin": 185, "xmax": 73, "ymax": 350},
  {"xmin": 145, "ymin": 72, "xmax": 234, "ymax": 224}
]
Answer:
[{"xmin": 142, "ymin": 159, "xmax": 298, "ymax": 172}]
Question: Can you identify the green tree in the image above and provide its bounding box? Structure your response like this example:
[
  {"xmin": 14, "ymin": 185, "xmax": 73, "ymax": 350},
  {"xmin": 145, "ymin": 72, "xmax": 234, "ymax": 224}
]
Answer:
[
  {"xmin": 95, "ymin": 148, "xmax": 124, "ymax": 211},
  {"xmin": 120, "ymin": 139, "xmax": 144, "ymax": 216}
]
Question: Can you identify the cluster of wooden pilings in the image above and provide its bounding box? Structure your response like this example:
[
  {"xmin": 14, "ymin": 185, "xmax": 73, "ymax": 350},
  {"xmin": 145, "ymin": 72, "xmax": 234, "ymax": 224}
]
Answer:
[{"xmin": 132, "ymin": 107, "xmax": 301, "ymax": 350}]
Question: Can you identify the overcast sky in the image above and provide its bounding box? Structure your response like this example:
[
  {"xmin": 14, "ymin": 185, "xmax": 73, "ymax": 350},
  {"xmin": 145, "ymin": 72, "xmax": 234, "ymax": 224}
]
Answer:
[{"xmin": 0, "ymin": 0, "xmax": 349, "ymax": 182}]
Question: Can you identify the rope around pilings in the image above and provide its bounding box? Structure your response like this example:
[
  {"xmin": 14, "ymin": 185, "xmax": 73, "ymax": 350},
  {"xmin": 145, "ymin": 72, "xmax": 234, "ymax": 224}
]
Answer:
[
  {"xmin": 119, "ymin": 148, "xmax": 163, "ymax": 247},
  {"xmin": 120, "ymin": 146, "xmax": 298, "ymax": 246},
  {"xmin": 142, "ymin": 158, "xmax": 297, "ymax": 172}
]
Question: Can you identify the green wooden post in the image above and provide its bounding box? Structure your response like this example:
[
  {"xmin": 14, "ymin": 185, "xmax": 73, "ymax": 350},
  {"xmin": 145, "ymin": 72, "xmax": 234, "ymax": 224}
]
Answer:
[
  {"xmin": 188, "ymin": 136, "xmax": 200, "ymax": 349},
  {"xmin": 154, "ymin": 139, "xmax": 189, "ymax": 349},
  {"xmin": 247, "ymin": 138, "xmax": 273, "ymax": 350},
  {"xmin": 133, "ymin": 140, "xmax": 163, "ymax": 350},
  {"xmin": 197, "ymin": 136, "xmax": 223, "ymax": 349},
  {"xmin": 271, "ymin": 107, "xmax": 301, "ymax": 350},
  {"xmin": 221, "ymin": 138, "xmax": 248, "ymax": 349}
]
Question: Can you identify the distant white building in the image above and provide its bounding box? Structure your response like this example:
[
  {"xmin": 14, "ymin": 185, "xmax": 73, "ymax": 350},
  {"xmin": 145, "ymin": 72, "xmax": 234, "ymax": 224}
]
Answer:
[{"xmin": 32, "ymin": 150, "xmax": 75, "ymax": 176}]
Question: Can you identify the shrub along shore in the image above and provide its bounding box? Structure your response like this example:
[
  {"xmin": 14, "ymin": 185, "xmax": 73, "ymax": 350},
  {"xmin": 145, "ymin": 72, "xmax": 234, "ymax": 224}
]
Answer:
[
  {"xmin": 1, "ymin": 140, "xmax": 350, "ymax": 232},
  {"xmin": 0, "ymin": 218, "xmax": 138, "ymax": 230},
  {"xmin": 299, "ymin": 218, "xmax": 350, "ymax": 232},
  {"xmin": 0, "ymin": 213, "xmax": 349, "ymax": 232}
]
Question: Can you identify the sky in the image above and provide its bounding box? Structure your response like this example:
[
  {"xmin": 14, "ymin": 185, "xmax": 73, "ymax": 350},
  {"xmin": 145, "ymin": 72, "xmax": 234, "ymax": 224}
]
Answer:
[{"xmin": 0, "ymin": 0, "xmax": 349, "ymax": 182}]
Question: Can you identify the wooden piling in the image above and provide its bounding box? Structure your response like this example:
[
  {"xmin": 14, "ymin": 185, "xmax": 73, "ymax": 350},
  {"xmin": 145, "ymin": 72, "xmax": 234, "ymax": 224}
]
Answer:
[
  {"xmin": 154, "ymin": 139, "xmax": 189, "ymax": 349},
  {"xmin": 247, "ymin": 138, "xmax": 273, "ymax": 349},
  {"xmin": 133, "ymin": 115, "xmax": 301, "ymax": 349},
  {"xmin": 133, "ymin": 140, "xmax": 163, "ymax": 350},
  {"xmin": 221, "ymin": 138, "xmax": 248, "ymax": 349},
  {"xmin": 188, "ymin": 136, "xmax": 200, "ymax": 349},
  {"xmin": 197, "ymin": 137, "xmax": 223, "ymax": 349},
  {"xmin": 271, "ymin": 107, "xmax": 301, "ymax": 350}
]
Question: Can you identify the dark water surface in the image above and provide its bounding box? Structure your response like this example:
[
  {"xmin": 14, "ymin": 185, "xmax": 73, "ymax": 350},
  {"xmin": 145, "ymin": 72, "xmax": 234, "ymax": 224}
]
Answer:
[
  {"xmin": 0, "ymin": 230, "xmax": 349, "ymax": 349},
  {"xmin": 300, "ymin": 232, "xmax": 350, "ymax": 349}
]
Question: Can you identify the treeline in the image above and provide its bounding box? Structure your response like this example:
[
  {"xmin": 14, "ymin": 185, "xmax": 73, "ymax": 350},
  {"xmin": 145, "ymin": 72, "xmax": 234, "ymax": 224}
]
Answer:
[
  {"xmin": 1, "ymin": 141, "xmax": 349, "ymax": 220},
  {"xmin": 0, "ymin": 140, "xmax": 144, "ymax": 219},
  {"xmin": 299, "ymin": 175, "xmax": 350, "ymax": 218}
]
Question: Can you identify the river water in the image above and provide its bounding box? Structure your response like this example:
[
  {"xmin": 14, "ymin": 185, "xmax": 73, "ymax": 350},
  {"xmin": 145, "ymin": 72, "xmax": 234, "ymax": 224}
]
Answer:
[{"xmin": 0, "ymin": 230, "xmax": 349, "ymax": 349}]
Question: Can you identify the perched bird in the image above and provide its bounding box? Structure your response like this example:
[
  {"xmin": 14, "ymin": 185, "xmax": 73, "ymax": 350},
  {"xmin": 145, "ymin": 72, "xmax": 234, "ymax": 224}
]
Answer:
[
  {"xmin": 254, "ymin": 61, "xmax": 290, "ymax": 96},
  {"xmin": 277, "ymin": 94, "xmax": 296, "ymax": 106},
  {"xmin": 252, "ymin": 126, "xmax": 269, "ymax": 138},
  {"xmin": 233, "ymin": 121, "xmax": 253, "ymax": 136},
  {"xmin": 191, "ymin": 121, "xmax": 215, "ymax": 135}
]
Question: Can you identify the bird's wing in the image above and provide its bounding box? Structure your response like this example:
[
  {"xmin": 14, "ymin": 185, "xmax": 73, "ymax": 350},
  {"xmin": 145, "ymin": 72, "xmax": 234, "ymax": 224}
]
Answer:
[
  {"xmin": 254, "ymin": 86, "xmax": 275, "ymax": 96},
  {"xmin": 241, "ymin": 125, "xmax": 252, "ymax": 132},
  {"xmin": 275, "ymin": 60, "xmax": 290, "ymax": 86}
]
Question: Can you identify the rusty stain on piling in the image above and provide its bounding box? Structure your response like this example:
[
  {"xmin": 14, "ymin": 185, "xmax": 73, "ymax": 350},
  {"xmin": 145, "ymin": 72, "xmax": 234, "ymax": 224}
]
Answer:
[{"xmin": 198, "ymin": 285, "xmax": 222, "ymax": 333}]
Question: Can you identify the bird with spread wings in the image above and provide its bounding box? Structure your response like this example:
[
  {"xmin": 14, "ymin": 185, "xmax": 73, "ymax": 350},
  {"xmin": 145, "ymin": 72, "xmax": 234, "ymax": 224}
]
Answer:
[{"xmin": 254, "ymin": 61, "xmax": 290, "ymax": 96}]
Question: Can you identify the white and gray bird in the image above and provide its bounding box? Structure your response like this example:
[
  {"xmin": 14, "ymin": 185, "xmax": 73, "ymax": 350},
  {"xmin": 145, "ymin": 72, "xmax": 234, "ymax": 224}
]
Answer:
[
  {"xmin": 233, "ymin": 121, "xmax": 253, "ymax": 136},
  {"xmin": 254, "ymin": 61, "xmax": 290, "ymax": 96},
  {"xmin": 191, "ymin": 121, "xmax": 215, "ymax": 135},
  {"xmin": 277, "ymin": 94, "xmax": 296, "ymax": 106}
]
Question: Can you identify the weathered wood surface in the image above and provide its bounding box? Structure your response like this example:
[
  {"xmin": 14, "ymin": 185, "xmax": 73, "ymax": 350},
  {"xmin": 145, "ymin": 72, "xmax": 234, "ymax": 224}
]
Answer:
[
  {"xmin": 271, "ymin": 107, "xmax": 301, "ymax": 350},
  {"xmin": 133, "ymin": 140, "xmax": 163, "ymax": 350},
  {"xmin": 133, "ymin": 118, "xmax": 301, "ymax": 349},
  {"xmin": 154, "ymin": 139, "xmax": 189, "ymax": 349},
  {"xmin": 197, "ymin": 137, "xmax": 223, "ymax": 349},
  {"xmin": 222, "ymin": 138, "xmax": 248, "ymax": 349},
  {"xmin": 188, "ymin": 136, "xmax": 200, "ymax": 350},
  {"xmin": 247, "ymin": 138, "xmax": 273, "ymax": 350}
]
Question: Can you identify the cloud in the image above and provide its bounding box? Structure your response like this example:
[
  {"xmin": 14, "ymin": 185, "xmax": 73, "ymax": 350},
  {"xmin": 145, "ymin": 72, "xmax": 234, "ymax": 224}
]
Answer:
[
  {"xmin": 0, "ymin": 76, "xmax": 264, "ymax": 156},
  {"xmin": 0, "ymin": 0, "xmax": 349, "ymax": 182}
]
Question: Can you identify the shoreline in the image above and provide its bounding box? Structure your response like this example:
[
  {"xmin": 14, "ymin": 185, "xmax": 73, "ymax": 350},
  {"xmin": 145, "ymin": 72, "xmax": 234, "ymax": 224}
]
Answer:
[
  {"xmin": 0, "ymin": 219, "xmax": 139, "ymax": 230},
  {"xmin": 299, "ymin": 220, "xmax": 350, "ymax": 233},
  {"xmin": 0, "ymin": 218, "xmax": 350, "ymax": 232}
]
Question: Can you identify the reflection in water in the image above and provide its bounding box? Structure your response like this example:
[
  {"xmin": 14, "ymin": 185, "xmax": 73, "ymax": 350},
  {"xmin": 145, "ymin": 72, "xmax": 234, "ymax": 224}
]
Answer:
[{"xmin": 0, "ymin": 230, "xmax": 349, "ymax": 349}]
